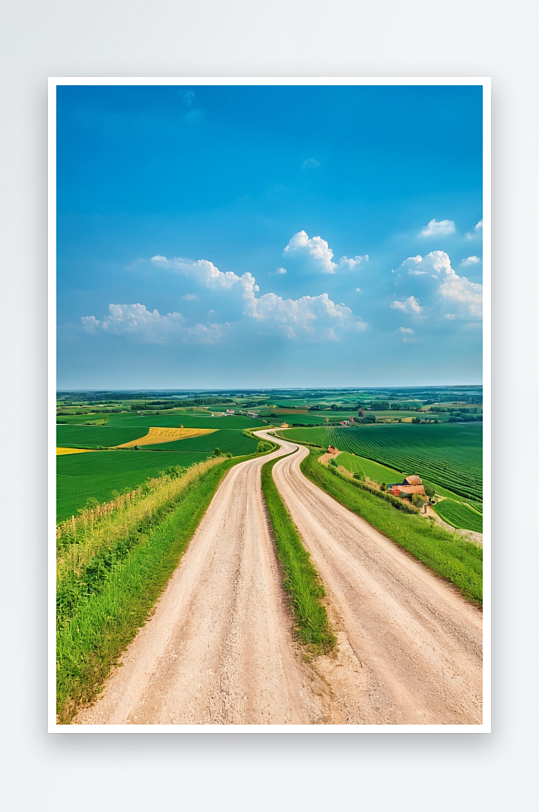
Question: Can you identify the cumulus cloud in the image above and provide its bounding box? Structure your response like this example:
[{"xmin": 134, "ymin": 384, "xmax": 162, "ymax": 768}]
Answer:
[
  {"xmin": 81, "ymin": 303, "xmax": 226, "ymax": 344},
  {"xmin": 466, "ymin": 219, "xmax": 483, "ymax": 239},
  {"xmin": 83, "ymin": 247, "xmax": 368, "ymax": 344},
  {"xmin": 269, "ymin": 267, "xmax": 287, "ymax": 276},
  {"xmin": 302, "ymin": 158, "xmax": 320, "ymax": 169},
  {"xmin": 340, "ymin": 254, "xmax": 369, "ymax": 270},
  {"xmin": 460, "ymin": 256, "xmax": 481, "ymax": 267},
  {"xmin": 283, "ymin": 231, "xmax": 367, "ymax": 275},
  {"xmin": 392, "ymin": 250, "xmax": 483, "ymax": 319},
  {"xmin": 419, "ymin": 218, "xmax": 456, "ymax": 238},
  {"xmin": 391, "ymin": 295, "xmax": 422, "ymax": 314},
  {"xmin": 284, "ymin": 230, "xmax": 337, "ymax": 274},
  {"xmin": 398, "ymin": 326, "xmax": 414, "ymax": 335}
]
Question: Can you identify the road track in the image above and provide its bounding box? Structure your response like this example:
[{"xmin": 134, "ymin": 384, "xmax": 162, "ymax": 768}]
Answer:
[
  {"xmin": 76, "ymin": 439, "xmax": 328, "ymax": 725},
  {"xmin": 76, "ymin": 432, "xmax": 482, "ymax": 726},
  {"xmin": 258, "ymin": 431, "xmax": 483, "ymax": 725}
]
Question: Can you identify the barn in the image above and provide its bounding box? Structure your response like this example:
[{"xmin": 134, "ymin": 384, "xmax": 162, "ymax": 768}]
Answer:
[{"xmin": 387, "ymin": 475, "xmax": 426, "ymax": 498}]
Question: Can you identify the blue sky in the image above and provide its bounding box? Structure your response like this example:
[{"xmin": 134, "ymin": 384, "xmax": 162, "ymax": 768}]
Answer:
[{"xmin": 57, "ymin": 84, "xmax": 483, "ymax": 389}]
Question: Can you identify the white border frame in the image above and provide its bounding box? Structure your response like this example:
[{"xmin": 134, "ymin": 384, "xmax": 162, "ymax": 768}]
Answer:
[{"xmin": 49, "ymin": 76, "xmax": 490, "ymax": 734}]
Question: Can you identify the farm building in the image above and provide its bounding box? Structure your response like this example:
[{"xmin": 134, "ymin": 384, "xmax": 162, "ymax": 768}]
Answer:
[{"xmin": 387, "ymin": 475, "xmax": 426, "ymax": 498}]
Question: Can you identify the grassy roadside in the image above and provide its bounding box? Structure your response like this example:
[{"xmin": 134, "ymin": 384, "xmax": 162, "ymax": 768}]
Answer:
[
  {"xmin": 56, "ymin": 454, "xmax": 253, "ymax": 724},
  {"xmin": 301, "ymin": 449, "xmax": 482, "ymax": 606},
  {"xmin": 261, "ymin": 455, "xmax": 336, "ymax": 655}
]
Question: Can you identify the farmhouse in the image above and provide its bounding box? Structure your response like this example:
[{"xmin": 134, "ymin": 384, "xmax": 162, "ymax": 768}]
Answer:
[
  {"xmin": 247, "ymin": 410, "xmax": 259, "ymax": 418},
  {"xmin": 387, "ymin": 475, "xmax": 426, "ymax": 498}
]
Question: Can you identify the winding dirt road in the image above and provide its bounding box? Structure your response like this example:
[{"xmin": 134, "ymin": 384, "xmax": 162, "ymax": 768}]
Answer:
[
  {"xmin": 77, "ymin": 431, "xmax": 482, "ymax": 726},
  {"xmin": 258, "ymin": 431, "xmax": 483, "ymax": 725},
  {"xmin": 77, "ymin": 438, "xmax": 328, "ymax": 725}
]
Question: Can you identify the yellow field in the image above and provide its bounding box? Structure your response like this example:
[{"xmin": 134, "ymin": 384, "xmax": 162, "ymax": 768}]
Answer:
[
  {"xmin": 114, "ymin": 427, "xmax": 217, "ymax": 448},
  {"xmin": 56, "ymin": 447, "xmax": 97, "ymax": 456}
]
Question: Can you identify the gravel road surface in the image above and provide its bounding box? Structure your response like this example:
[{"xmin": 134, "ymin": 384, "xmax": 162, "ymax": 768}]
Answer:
[
  {"xmin": 260, "ymin": 432, "xmax": 483, "ymax": 725},
  {"xmin": 77, "ymin": 439, "xmax": 328, "ymax": 725},
  {"xmin": 77, "ymin": 432, "xmax": 482, "ymax": 726}
]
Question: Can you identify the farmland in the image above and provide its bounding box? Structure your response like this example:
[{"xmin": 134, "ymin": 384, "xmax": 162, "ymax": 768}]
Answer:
[
  {"xmin": 56, "ymin": 415, "xmax": 260, "ymax": 521},
  {"xmin": 114, "ymin": 427, "xmax": 216, "ymax": 448},
  {"xmin": 281, "ymin": 423, "xmax": 482, "ymax": 502},
  {"xmin": 433, "ymin": 500, "xmax": 483, "ymax": 533},
  {"xmin": 335, "ymin": 451, "xmax": 402, "ymax": 484}
]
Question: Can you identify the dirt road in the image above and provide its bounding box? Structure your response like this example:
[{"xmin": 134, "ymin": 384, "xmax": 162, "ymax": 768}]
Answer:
[
  {"xmin": 77, "ymin": 431, "xmax": 482, "ymax": 726},
  {"xmin": 77, "ymin": 438, "xmax": 328, "ymax": 725},
  {"xmin": 259, "ymin": 432, "xmax": 483, "ymax": 725}
]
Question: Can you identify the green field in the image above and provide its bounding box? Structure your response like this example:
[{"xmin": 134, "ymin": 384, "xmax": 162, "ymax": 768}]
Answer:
[
  {"xmin": 57, "ymin": 449, "xmax": 216, "ymax": 521},
  {"xmin": 57, "ymin": 425, "xmax": 145, "ymax": 448},
  {"xmin": 56, "ymin": 413, "xmax": 108, "ymax": 425},
  {"xmin": 105, "ymin": 412, "xmax": 261, "ymax": 429},
  {"xmin": 433, "ymin": 500, "xmax": 483, "ymax": 533},
  {"xmin": 144, "ymin": 428, "xmax": 257, "ymax": 455},
  {"xmin": 282, "ymin": 423, "xmax": 482, "ymax": 502},
  {"xmin": 336, "ymin": 452, "xmax": 402, "ymax": 484}
]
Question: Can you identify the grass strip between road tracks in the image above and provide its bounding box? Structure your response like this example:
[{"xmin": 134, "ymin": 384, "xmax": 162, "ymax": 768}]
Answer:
[
  {"xmin": 301, "ymin": 448, "xmax": 482, "ymax": 606},
  {"xmin": 261, "ymin": 454, "xmax": 336, "ymax": 656},
  {"xmin": 56, "ymin": 453, "xmax": 255, "ymax": 724}
]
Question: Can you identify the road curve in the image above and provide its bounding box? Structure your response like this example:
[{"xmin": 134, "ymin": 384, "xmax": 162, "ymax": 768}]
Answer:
[
  {"xmin": 258, "ymin": 431, "xmax": 483, "ymax": 725},
  {"xmin": 77, "ymin": 437, "xmax": 327, "ymax": 725}
]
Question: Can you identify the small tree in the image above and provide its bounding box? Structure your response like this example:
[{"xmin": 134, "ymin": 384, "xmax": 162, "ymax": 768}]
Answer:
[
  {"xmin": 380, "ymin": 482, "xmax": 386, "ymax": 491},
  {"xmin": 412, "ymin": 493, "xmax": 426, "ymax": 508},
  {"xmin": 214, "ymin": 447, "xmax": 222, "ymax": 456},
  {"xmin": 353, "ymin": 471, "xmax": 365, "ymax": 481},
  {"xmin": 329, "ymin": 458, "xmax": 338, "ymax": 468}
]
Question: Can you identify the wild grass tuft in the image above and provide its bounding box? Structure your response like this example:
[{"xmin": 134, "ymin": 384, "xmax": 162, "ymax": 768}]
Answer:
[{"xmin": 261, "ymin": 455, "xmax": 336, "ymax": 656}]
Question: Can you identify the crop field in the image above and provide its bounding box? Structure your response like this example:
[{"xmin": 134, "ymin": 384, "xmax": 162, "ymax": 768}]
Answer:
[
  {"xmin": 114, "ymin": 427, "xmax": 216, "ymax": 448},
  {"xmin": 105, "ymin": 413, "xmax": 261, "ymax": 429},
  {"xmin": 57, "ymin": 425, "xmax": 145, "ymax": 448},
  {"xmin": 433, "ymin": 500, "xmax": 483, "ymax": 533},
  {"xmin": 56, "ymin": 413, "xmax": 108, "ymax": 425},
  {"xmin": 336, "ymin": 452, "xmax": 402, "ymax": 484},
  {"xmin": 57, "ymin": 449, "xmax": 218, "ymax": 521},
  {"xmin": 143, "ymin": 428, "xmax": 258, "ymax": 455},
  {"xmin": 325, "ymin": 424, "xmax": 482, "ymax": 500},
  {"xmin": 56, "ymin": 447, "xmax": 99, "ymax": 456},
  {"xmin": 282, "ymin": 423, "xmax": 482, "ymax": 501}
]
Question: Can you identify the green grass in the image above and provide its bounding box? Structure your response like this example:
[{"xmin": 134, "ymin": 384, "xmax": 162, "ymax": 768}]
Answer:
[
  {"xmin": 336, "ymin": 451, "xmax": 402, "ymax": 484},
  {"xmin": 433, "ymin": 500, "xmax": 483, "ymax": 533},
  {"xmin": 261, "ymin": 455, "xmax": 336, "ymax": 654},
  {"xmin": 57, "ymin": 449, "xmax": 215, "ymax": 521},
  {"xmin": 56, "ymin": 424, "xmax": 145, "ymax": 448},
  {"xmin": 56, "ymin": 455, "xmax": 247, "ymax": 724},
  {"xmin": 301, "ymin": 450, "xmax": 482, "ymax": 605}
]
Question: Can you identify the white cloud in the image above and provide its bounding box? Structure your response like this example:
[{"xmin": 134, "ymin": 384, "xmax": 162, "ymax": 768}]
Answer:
[
  {"xmin": 340, "ymin": 254, "xmax": 369, "ymax": 270},
  {"xmin": 355, "ymin": 287, "xmax": 362, "ymax": 293},
  {"xmin": 393, "ymin": 250, "xmax": 483, "ymax": 319},
  {"xmin": 466, "ymin": 219, "xmax": 483, "ymax": 240},
  {"xmin": 182, "ymin": 293, "xmax": 198, "ymax": 300},
  {"xmin": 302, "ymin": 158, "xmax": 320, "ymax": 169},
  {"xmin": 391, "ymin": 295, "xmax": 422, "ymax": 314},
  {"xmin": 460, "ymin": 256, "xmax": 481, "ymax": 267},
  {"xmin": 81, "ymin": 303, "xmax": 226, "ymax": 345},
  {"xmin": 283, "ymin": 230, "xmax": 367, "ymax": 274},
  {"xmin": 398, "ymin": 326, "xmax": 414, "ymax": 335},
  {"xmin": 419, "ymin": 219, "xmax": 456, "ymax": 238},
  {"xmin": 284, "ymin": 230, "xmax": 337, "ymax": 274},
  {"xmin": 84, "ymin": 247, "xmax": 368, "ymax": 344},
  {"xmin": 269, "ymin": 267, "xmax": 287, "ymax": 276}
]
